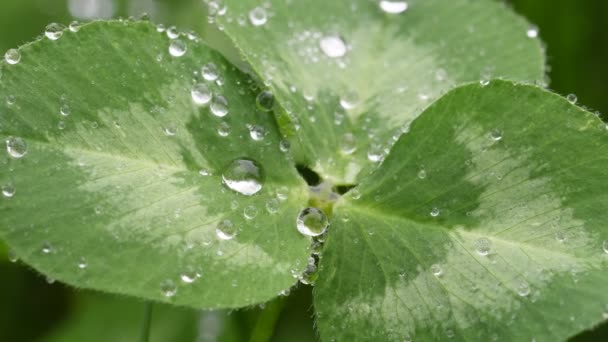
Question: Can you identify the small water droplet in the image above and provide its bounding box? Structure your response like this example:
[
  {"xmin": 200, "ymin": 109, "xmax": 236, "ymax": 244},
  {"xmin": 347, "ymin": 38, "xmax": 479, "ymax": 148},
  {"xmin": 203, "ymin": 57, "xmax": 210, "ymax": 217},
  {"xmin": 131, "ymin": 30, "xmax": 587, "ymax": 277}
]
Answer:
[
  {"xmin": 249, "ymin": 7, "xmax": 268, "ymax": 26},
  {"xmin": 279, "ymin": 139, "xmax": 290, "ymax": 153},
  {"xmin": 256, "ymin": 90, "xmax": 274, "ymax": 112},
  {"xmin": 379, "ymin": 0, "xmax": 409, "ymax": 14},
  {"xmin": 6, "ymin": 137, "xmax": 28, "ymax": 158},
  {"xmin": 340, "ymin": 133, "xmax": 357, "ymax": 155},
  {"xmin": 296, "ymin": 208, "xmax": 329, "ymax": 237},
  {"xmin": 480, "ymin": 79, "xmax": 490, "ymax": 87},
  {"xmin": 216, "ymin": 219, "xmax": 237, "ymax": 240},
  {"xmin": 191, "ymin": 83, "xmax": 212, "ymax": 105},
  {"xmin": 7, "ymin": 249, "xmax": 18, "ymax": 263},
  {"xmin": 526, "ymin": 26, "xmax": 539, "ymax": 38},
  {"xmin": 41, "ymin": 242, "xmax": 53, "ymax": 254},
  {"xmin": 248, "ymin": 125, "xmax": 266, "ymax": 141},
  {"xmin": 430, "ymin": 207, "xmax": 441, "ymax": 217},
  {"xmin": 199, "ymin": 168, "xmax": 211, "ymax": 176},
  {"xmin": 166, "ymin": 26, "xmax": 179, "ymax": 39},
  {"xmin": 217, "ymin": 122, "xmax": 231, "ymax": 137},
  {"xmin": 45, "ymin": 23, "xmax": 66, "ymax": 41},
  {"xmin": 77, "ymin": 257, "xmax": 88, "ymax": 269},
  {"xmin": 566, "ymin": 94, "xmax": 577, "ymax": 104},
  {"xmin": 69, "ymin": 21, "xmax": 81, "ymax": 32},
  {"xmin": 222, "ymin": 158, "xmax": 264, "ymax": 196},
  {"xmin": 474, "ymin": 237, "xmax": 492, "ymax": 256},
  {"xmin": 555, "ymin": 231, "xmax": 566, "ymax": 243},
  {"xmin": 160, "ymin": 279, "xmax": 177, "ymax": 297},
  {"xmin": 602, "ymin": 240, "xmax": 608, "ymax": 254},
  {"xmin": 6, "ymin": 95, "xmax": 16, "ymax": 106},
  {"xmin": 180, "ymin": 266, "xmax": 201, "ymax": 283},
  {"xmin": 202, "ymin": 63, "xmax": 219, "ymax": 81},
  {"xmin": 367, "ymin": 144, "xmax": 385, "ymax": 163},
  {"xmin": 2, "ymin": 183, "xmax": 16, "ymax": 198},
  {"xmin": 489, "ymin": 129, "xmax": 503, "ymax": 141},
  {"xmin": 517, "ymin": 281, "xmax": 531, "ymax": 297},
  {"xmin": 431, "ymin": 264, "xmax": 443, "ymax": 276},
  {"xmin": 319, "ymin": 35, "xmax": 347, "ymax": 58},
  {"xmin": 60, "ymin": 104, "xmax": 71, "ymax": 116},
  {"xmin": 340, "ymin": 91, "xmax": 360, "ymax": 110},
  {"xmin": 417, "ymin": 168, "xmax": 427, "ymax": 180},
  {"xmin": 164, "ymin": 125, "xmax": 177, "ymax": 136},
  {"xmin": 266, "ymin": 198, "xmax": 279, "ymax": 214},
  {"xmin": 210, "ymin": 95, "xmax": 229, "ymax": 117},
  {"xmin": 244, "ymin": 205, "xmax": 258, "ymax": 220},
  {"xmin": 4, "ymin": 49, "xmax": 21, "ymax": 65},
  {"xmin": 169, "ymin": 39, "xmax": 187, "ymax": 57},
  {"xmin": 156, "ymin": 24, "xmax": 166, "ymax": 32}
]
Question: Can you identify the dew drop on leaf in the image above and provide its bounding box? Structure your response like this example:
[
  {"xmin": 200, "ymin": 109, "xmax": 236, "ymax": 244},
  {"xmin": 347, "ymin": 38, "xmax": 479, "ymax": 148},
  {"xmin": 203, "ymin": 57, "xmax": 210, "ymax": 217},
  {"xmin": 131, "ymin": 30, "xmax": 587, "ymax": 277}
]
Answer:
[
  {"xmin": 248, "ymin": 125, "xmax": 266, "ymax": 141},
  {"xmin": 319, "ymin": 35, "xmax": 347, "ymax": 58},
  {"xmin": 517, "ymin": 281, "xmax": 531, "ymax": 297},
  {"xmin": 191, "ymin": 83, "xmax": 212, "ymax": 105},
  {"xmin": 296, "ymin": 208, "xmax": 329, "ymax": 237},
  {"xmin": 216, "ymin": 219, "xmax": 237, "ymax": 240},
  {"xmin": 567, "ymin": 93, "xmax": 578, "ymax": 104},
  {"xmin": 474, "ymin": 237, "xmax": 492, "ymax": 256},
  {"xmin": 166, "ymin": 26, "xmax": 179, "ymax": 39},
  {"xmin": 221, "ymin": 158, "xmax": 264, "ymax": 196},
  {"xmin": 340, "ymin": 91, "xmax": 360, "ymax": 110},
  {"xmin": 417, "ymin": 168, "xmax": 427, "ymax": 180},
  {"xmin": 489, "ymin": 129, "xmax": 503, "ymax": 141},
  {"xmin": 45, "ymin": 23, "xmax": 66, "ymax": 41},
  {"xmin": 180, "ymin": 267, "xmax": 201, "ymax": 284},
  {"xmin": 602, "ymin": 240, "xmax": 608, "ymax": 254},
  {"xmin": 77, "ymin": 257, "xmax": 88, "ymax": 269},
  {"xmin": 6, "ymin": 95, "xmax": 16, "ymax": 106},
  {"xmin": 249, "ymin": 7, "xmax": 268, "ymax": 26},
  {"xmin": 244, "ymin": 205, "xmax": 258, "ymax": 220},
  {"xmin": 41, "ymin": 242, "xmax": 53, "ymax": 254},
  {"xmin": 279, "ymin": 139, "xmax": 290, "ymax": 153},
  {"xmin": 379, "ymin": 0, "xmax": 409, "ymax": 14},
  {"xmin": 210, "ymin": 95, "xmax": 229, "ymax": 117},
  {"xmin": 256, "ymin": 90, "xmax": 275, "ymax": 112},
  {"xmin": 168, "ymin": 39, "xmax": 187, "ymax": 57},
  {"xmin": 526, "ymin": 25, "xmax": 539, "ymax": 38},
  {"xmin": 7, "ymin": 249, "xmax": 18, "ymax": 263},
  {"xmin": 4, "ymin": 49, "xmax": 21, "ymax": 65},
  {"xmin": 202, "ymin": 63, "xmax": 219, "ymax": 81},
  {"xmin": 430, "ymin": 207, "xmax": 441, "ymax": 217},
  {"xmin": 266, "ymin": 198, "xmax": 279, "ymax": 214},
  {"xmin": 2, "ymin": 183, "xmax": 16, "ymax": 198},
  {"xmin": 69, "ymin": 21, "xmax": 81, "ymax": 32},
  {"xmin": 430, "ymin": 264, "xmax": 443, "ymax": 276},
  {"xmin": 217, "ymin": 122, "xmax": 231, "ymax": 137},
  {"xmin": 6, "ymin": 137, "xmax": 28, "ymax": 158},
  {"xmin": 60, "ymin": 104, "xmax": 71, "ymax": 116},
  {"xmin": 160, "ymin": 279, "xmax": 177, "ymax": 297}
]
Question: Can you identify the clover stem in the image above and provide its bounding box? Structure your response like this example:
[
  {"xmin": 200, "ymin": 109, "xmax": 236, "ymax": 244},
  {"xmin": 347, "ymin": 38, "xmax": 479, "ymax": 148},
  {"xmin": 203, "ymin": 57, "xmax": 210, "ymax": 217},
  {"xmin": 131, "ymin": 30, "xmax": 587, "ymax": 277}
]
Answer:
[
  {"xmin": 140, "ymin": 302, "xmax": 153, "ymax": 342},
  {"xmin": 249, "ymin": 296, "xmax": 287, "ymax": 342}
]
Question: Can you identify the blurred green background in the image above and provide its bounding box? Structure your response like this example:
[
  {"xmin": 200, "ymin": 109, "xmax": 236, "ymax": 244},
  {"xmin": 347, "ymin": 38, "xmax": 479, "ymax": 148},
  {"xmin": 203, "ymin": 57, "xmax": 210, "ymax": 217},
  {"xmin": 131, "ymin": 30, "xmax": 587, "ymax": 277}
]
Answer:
[{"xmin": 1, "ymin": 0, "xmax": 606, "ymax": 341}]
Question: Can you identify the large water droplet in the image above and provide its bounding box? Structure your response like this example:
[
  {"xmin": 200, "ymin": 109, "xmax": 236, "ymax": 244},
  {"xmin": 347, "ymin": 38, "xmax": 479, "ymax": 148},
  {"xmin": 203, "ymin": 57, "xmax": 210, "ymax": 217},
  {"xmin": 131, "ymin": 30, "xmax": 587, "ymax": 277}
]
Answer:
[
  {"xmin": 221, "ymin": 158, "xmax": 264, "ymax": 196},
  {"xmin": 296, "ymin": 208, "xmax": 329, "ymax": 237},
  {"xmin": 160, "ymin": 279, "xmax": 177, "ymax": 297},
  {"xmin": 4, "ymin": 49, "xmax": 21, "ymax": 65},
  {"xmin": 45, "ymin": 23, "xmax": 66, "ymax": 41},
  {"xmin": 191, "ymin": 83, "xmax": 212, "ymax": 105},
  {"xmin": 319, "ymin": 35, "xmax": 347, "ymax": 58},
  {"xmin": 169, "ymin": 39, "xmax": 187, "ymax": 57},
  {"xmin": 379, "ymin": 0, "xmax": 409, "ymax": 14},
  {"xmin": 166, "ymin": 26, "xmax": 179, "ymax": 39},
  {"xmin": 474, "ymin": 237, "xmax": 492, "ymax": 256},
  {"xmin": 210, "ymin": 95, "xmax": 229, "ymax": 117},
  {"xmin": 6, "ymin": 137, "xmax": 28, "ymax": 158},
  {"xmin": 216, "ymin": 219, "xmax": 237, "ymax": 240},
  {"xmin": 249, "ymin": 7, "xmax": 268, "ymax": 26}
]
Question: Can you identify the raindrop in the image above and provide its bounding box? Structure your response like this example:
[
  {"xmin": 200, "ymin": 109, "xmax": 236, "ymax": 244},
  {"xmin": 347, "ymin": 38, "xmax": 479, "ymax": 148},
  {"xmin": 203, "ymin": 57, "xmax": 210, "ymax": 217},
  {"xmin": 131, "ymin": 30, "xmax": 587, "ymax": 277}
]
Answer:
[
  {"xmin": 279, "ymin": 139, "xmax": 290, "ymax": 153},
  {"xmin": 367, "ymin": 144, "xmax": 385, "ymax": 163},
  {"xmin": 266, "ymin": 198, "xmax": 279, "ymax": 214},
  {"xmin": 256, "ymin": 90, "xmax": 275, "ymax": 112},
  {"xmin": 69, "ymin": 21, "xmax": 81, "ymax": 32},
  {"xmin": 6, "ymin": 137, "xmax": 28, "ymax": 158},
  {"xmin": 217, "ymin": 122, "xmax": 231, "ymax": 137},
  {"xmin": 244, "ymin": 205, "xmax": 258, "ymax": 220},
  {"xmin": 169, "ymin": 39, "xmax": 187, "ymax": 57},
  {"xmin": 7, "ymin": 249, "xmax": 18, "ymax": 263},
  {"xmin": 164, "ymin": 125, "xmax": 177, "ymax": 136},
  {"xmin": 2, "ymin": 184, "xmax": 16, "ymax": 198},
  {"xmin": 180, "ymin": 267, "xmax": 201, "ymax": 283},
  {"xmin": 77, "ymin": 257, "xmax": 88, "ymax": 269},
  {"xmin": 221, "ymin": 158, "xmax": 264, "ymax": 196},
  {"xmin": 340, "ymin": 133, "xmax": 357, "ymax": 155},
  {"xmin": 4, "ymin": 49, "xmax": 21, "ymax": 65},
  {"xmin": 156, "ymin": 24, "xmax": 166, "ymax": 32},
  {"xmin": 45, "ymin": 23, "xmax": 66, "ymax": 41},
  {"xmin": 489, "ymin": 129, "xmax": 503, "ymax": 141},
  {"xmin": 191, "ymin": 83, "xmax": 212, "ymax": 105},
  {"xmin": 166, "ymin": 26, "xmax": 179, "ymax": 39},
  {"xmin": 379, "ymin": 0, "xmax": 409, "ymax": 14},
  {"xmin": 296, "ymin": 207, "xmax": 329, "ymax": 237},
  {"xmin": 6, "ymin": 95, "xmax": 16, "ymax": 106},
  {"xmin": 199, "ymin": 168, "xmax": 211, "ymax": 176},
  {"xmin": 479, "ymin": 79, "xmax": 490, "ymax": 87},
  {"xmin": 340, "ymin": 91, "xmax": 360, "ymax": 110},
  {"xmin": 210, "ymin": 95, "xmax": 229, "ymax": 117},
  {"xmin": 474, "ymin": 237, "xmax": 492, "ymax": 256},
  {"xmin": 202, "ymin": 63, "xmax": 219, "ymax": 81},
  {"xmin": 41, "ymin": 242, "xmax": 53, "ymax": 254},
  {"xmin": 248, "ymin": 125, "xmax": 266, "ymax": 141},
  {"xmin": 431, "ymin": 264, "xmax": 443, "ymax": 276},
  {"xmin": 417, "ymin": 168, "xmax": 427, "ymax": 180},
  {"xmin": 517, "ymin": 281, "xmax": 531, "ymax": 297},
  {"xmin": 555, "ymin": 231, "xmax": 566, "ymax": 243},
  {"xmin": 566, "ymin": 94, "xmax": 577, "ymax": 104},
  {"xmin": 319, "ymin": 35, "xmax": 347, "ymax": 58},
  {"xmin": 249, "ymin": 7, "xmax": 268, "ymax": 26},
  {"xmin": 160, "ymin": 279, "xmax": 177, "ymax": 297},
  {"xmin": 216, "ymin": 219, "xmax": 237, "ymax": 240},
  {"xmin": 430, "ymin": 207, "xmax": 441, "ymax": 217},
  {"xmin": 60, "ymin": 104, "xmax": 71, "ymax": 116},
  {"xmin": 526, "ymin": 26, "xmax": 539, "ymax": 38}
]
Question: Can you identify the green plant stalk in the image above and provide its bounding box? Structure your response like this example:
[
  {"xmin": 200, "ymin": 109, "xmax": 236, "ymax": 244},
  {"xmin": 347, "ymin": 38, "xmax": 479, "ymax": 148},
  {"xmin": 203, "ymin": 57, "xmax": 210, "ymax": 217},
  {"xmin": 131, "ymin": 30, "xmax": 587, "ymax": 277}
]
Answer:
[
  {"xmin": 249, "ymin": 296, "xmax": 287, "ymax": 342},
  {"xmin": 140, "ymin": 302, "xmax": 153, "ymax": 342}
]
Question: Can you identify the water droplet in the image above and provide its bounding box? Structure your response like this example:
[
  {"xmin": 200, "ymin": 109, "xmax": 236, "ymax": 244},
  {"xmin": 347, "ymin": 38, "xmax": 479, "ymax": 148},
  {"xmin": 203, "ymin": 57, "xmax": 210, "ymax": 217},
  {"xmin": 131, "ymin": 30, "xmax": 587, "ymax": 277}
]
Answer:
[
  {"xmin": 340, "ymin": 91, "xmax": 360, "ymax": 110},
  {"xmin": 6, "ymin": 95, "xmax": 16, "ymax": 106},
  {"xmin": 249, "ymin": 7, "xmax": 268, "ymax": 26},
  {"xmin": 41, "ymin": 242, "xmax": 53, "ymax": 254},
  {"xmin": 168, "ymin": 39, "xmax": 187, "ymax": 57},
  {"xmin": 248, "ymin": 125, "xmax": 266, "ymax": 141},
  {"xmin": 379, "ymin": 0, "xmax": 409, "ymax": 14},
  {"xmin": 6, "ymin": 137, "xmax": 28, "ymax": 158},
  {"xmin": 216, "ymin": 219, "xmax": 237, "ymax": 240},
  {"xmin": 4, "ymin": 49, "xmax": 21, "ymax": 65},
  {"xmin": 417, "ymin": 168, "xmax": 427, "ymax": 180},
  {"xmin": 217, "ymin": 122, "xmax": 231, "ymax": 137},
  {"xmin": 2, "ymin": 183, "xmax": 16, "ymax": 198},
  {"xmin": 77, "ymin": 257, "xmax": 88, "ymax": 269},
  {"xmin": 45, "ymin": 23, "xmax": 66, "ymax": 41},
  {"xmin": 555, "ymin": 231, "xmax": 566, "ymax": 243},
  {"xmin": 489, "ymin": 129, "xmax": 503, "ymax": 141},
  {"xmin": 69, "ymin": 21, "xmax": 81, "ymax": 32},
  {"xmin": 210, "ymin": 95, "xmax": 229, "ymax": 117},
  {"xmin": 526, "ymin": 26, "xmax": 539, "ymax": 38},
  {"xmin": 430, "ymin": 207, "xmax": 441, "ymax": 217},
  {"xmin": 60, "ymin": 104, "xmax": 71, "ymax": 116},
  {"xmin": 431, "ymin": 264, "xmax": 443, "ymax": 276},
  {"xmin": 191, "ymin": 83, "xmax": 212, "ymax": 105},
  {"xmin": 602, "ymin": 240, "xmax": 608, "ymax": 254},
  {"xmin": 279, "ymin": 139, "xmax": 290, "ymax": 153},
  {"xmin": 367, "ymin": 144, "xmax": 385, "ymax": 163},
  {"xmin": 7, "ymin": 249, "xmax": 18, "ymax": 263},
  {"xmin": 199, "ymin": 168, "xmax": 211, "ymax": 176},
  {"xmin": 517, "ymin": 281, "xmax": 531, "ymax": 297},
  {"xmin": 296, "ymin": 208, "xmax": 329, "ymax": 237},
  {"xmin": 340, "ymin": 133, "xmax": 357, "ymax": 155},
  {"xmin": 160, "ymin": 279, "xmax": 177, "ymax": 297},
  {"xmin": 164, "ymin": 125, "xmax": 177, "ymax": 136},
  {"xmin": 222, "ymin": 158, "xmax": 264, "ymax": 196},
  {"xmin": 479, "ymin": 79, "xmax": 490, "ymax": 87},
  {"xmin": 156, "ymin": 24, "xmax": 166, "ymax": 32},
  {"xmin": 319, "ymin": 35, "xmax": 347, "ymax": 58},
  {"xmin": 474, "ymin": 237, "xmax": 492, "ymax": 256},
  {"xmin": 166, "ymin": 26, "xmax": 179, "ymax": 39},
  {"xmin": 202, "ymin": 63, "xmax": 219, "ymax": 81},
  {"xmin": 566, "ymin": 94, "xmax": 577, "ymax": 104},
  {"xmin": 180, "ymin": 267, "xmax": 201, "ymax": 284},
  {"xmin": 266, "ymin": 198, "xmax": 279, "ymax": 214},
  {"xmin": 256, "ymin": 90, "xmax": 274, "ymax": 112},
  {"xmin": 244, "ymin": 205, "xmax": 258, "ymax": 220}
]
